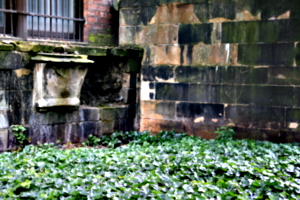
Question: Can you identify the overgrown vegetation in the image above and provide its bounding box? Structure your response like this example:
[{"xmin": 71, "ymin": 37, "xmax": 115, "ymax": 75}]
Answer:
[
  {"xmin": 83, "ymin": 130, "xmax": 188, "ymax": 148},
  {"xmin": 11, "ymin": 125, "xmax": 30, "ymax": 150},
  {"xmin": 1, "ymin": 130, "xmax": 300, "ymax": 199},
  {"xmin": 215, "ymin": 126, "xmax": 236, "ymax": 141}
]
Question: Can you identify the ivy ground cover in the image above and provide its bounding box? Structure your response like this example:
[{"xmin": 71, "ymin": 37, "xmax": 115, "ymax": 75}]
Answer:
[{"xmin": 0, "ymin": 137, "xmax": 300, "ymax": 199}]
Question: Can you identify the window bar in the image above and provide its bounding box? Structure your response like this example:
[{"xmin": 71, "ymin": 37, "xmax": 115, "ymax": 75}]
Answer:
[
  {"xmin": 32, "ymin": 0, "xmax": 34, "ymax": 39},
  {"xmin": 67, "ymin": 0, "xmax": 70, "ymax": 40},
  {"xmin": 77, "ymin": 0, "xmax": 80, "ymax": 41},
  {"xmin": 37, "ymin": 0, "xmax": 40, "ymax": 39},
  {"xmin": 50, "ymin": 0, "xmax": 52, "ymax": 40},
  {"xmin": 56, "ymin": 0, "xmax": 58, "ymax": 39},
  {"xmin": 9, "ymin": 0, "xmax": 14, "ymax": 36},
  {"xmin": 44, "ymin": 0, "xmax": 46, "ymax": 39},
  {"xmin": 62, "ymin": 0, "xmax": 64, "ymax": 40}
]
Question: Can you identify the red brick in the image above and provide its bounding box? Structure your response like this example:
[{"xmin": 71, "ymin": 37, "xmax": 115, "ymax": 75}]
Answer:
[
  {"xmin": 98, "ymin": 5, "xmax": 110, "ymax": 12},
  {"xmin": 86, "ymin": 17, "xmax": 97, "ymax": 24},
  {"xmin": 97, "ymin": 18, "xmax": 109, "ymax": 24}
]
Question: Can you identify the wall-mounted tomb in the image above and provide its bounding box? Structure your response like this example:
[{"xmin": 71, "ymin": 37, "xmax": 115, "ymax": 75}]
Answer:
[{"xmin": 31, "ymin": 53, "xmax": 94, "ymax": 110}]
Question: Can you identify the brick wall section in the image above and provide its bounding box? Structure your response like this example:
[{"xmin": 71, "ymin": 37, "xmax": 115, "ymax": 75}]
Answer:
[
  {"xmin": 84, "ymin": 0, "xmax": 117, "ymax": 46},
  {"xmin": 119, "ymin": 0, "xmax": 300, "ymax": 142}
]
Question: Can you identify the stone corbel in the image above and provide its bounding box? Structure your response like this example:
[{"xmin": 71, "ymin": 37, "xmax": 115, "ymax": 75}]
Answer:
[{"xmin": 31, "ymin": 53, "xmax": 94, "ymax": 110}]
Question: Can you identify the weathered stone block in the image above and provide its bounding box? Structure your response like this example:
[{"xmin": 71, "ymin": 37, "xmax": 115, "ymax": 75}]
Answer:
[
  {"xmin": 155, "ymin": 83, "xmax": 189, "ymax": 101},
  {"xmin": 99, "ymin": 107, "xmax": 117, "ymax": 121},
  {"xmin": 120, "ymin": 0, "xmax": 140, "ymax": 7},
  {"xmin": 79, "ymin": 107, "xmax": 100, "ymax": 122},
  {"xmin": 11, "ymin": 68, "xmax": 33, "ymax": 90},
  {"xmin": 238, "ymin": 43, "xmax": 295, "ymax": 65},
  {"xmin": 268, "ymin": 66, "xmax": 300, "ymax": 85},
  {"xmin": 140, "ymin": 118, "xmax": 186, "ymax": 135},
  {"xmin": 225, "ymin": 105, "xmax": 285, "ymax": 129},
  {"xmin": 81, "ymin": 121, "xmax": 101, "ymax": 139},
  {"xmin": 179, "ymin": 24, "xmax": 212, "ymax": 45},
  {"xmin": 120, "ymin": 8, "xmax": 141, "ymax": 26},
  {"xmin": 250, "ymin": 85, "xmax": 293, "ymax": 107},
  {"xmin": 222, "ymin": 19, "xmax": 300, "ymax": 44},
  {"xmin": 293, "ymin": 87, "xmax": 300, "ymax": 108},
  {"xmin": 0, "ymin": 90, "xmax": 8, "ymax": 110},
  {"xmin": 286, "ymin": 109, "xmax": 300, "ymax": 129},
  {"xmin": 210, "ymin": 0, "xmax": 235, "ymax": 20},
  {"xmin": 0, "ymin": 70, "xmax": 11, "ymax": 90},
  {"xmin": 140, "ymin": 6, "xmax": 157, "ymax": 25},
  {"xmin": 21, "ymin": 90, "xmax": 33, "ymax": 108},
  {"xmin": 0, "ymin": 110, "xmax": 9, "ymax": 129},
  {"xmin": 175, "ymin": 66, "xmax": 202, "ymax": 83},
  {"xmin": 119, "ymin": 26, "xmax": 136, "ymax": 45},
  {"xmin": 0, "ymin": 128, "xmax": 8, "ymax": 152},
  {"xmin": 115, "ymin": 106, "xmax": 129, "ymax": 119},
  {"xmin": 220, "ymin": 85, "xmax": 293, "ymax": 106},
  {"xmin": 295, "ymin": 43, "xmax": 300, "ymax": 66},
  {"xmin": 155, "ymin": 65, "xmax": 174, "ymax": 81},
  {"xmin": 0, "ymin": 51, "xmax": 23, "ymax": 69},
  {"xmin": 141, "ymin": 100, "xmax": 175, "ymax": 120},
  {"xmin": 101, "ymin": 120, "xmax": 115, "ymax": 135},
  {"xmin": 136, "ymin": 25, "xmax": 157, "ymax": 45},
  {"xmin": 155, "ymin": 25, "xmax": 178, "ymax": 44},
  {"xmin": 192, "ymin": 43, "xmax": 238, "ymax": 66},
  {"xmin": 188, "ymin": 84, "xmax": 222, "ymax": 103},
  {"xmin": 149, "ymin": 3, "xmax": 201, "ymax": 24},
  {"xmin": 29, "ymin": 125, "xmax": 53, "ymax": 144},
  {"xmin": 235, "ymin": 127, "xmax": 300, "ymax": 143},
  {"xmin": 153, "ymin": 45, "xmax": 181, "ymax": 65},
  {"xmin": 140, "ymin": 0, "xmax": 159, "ymax": 7},
  {"xmin": 176, "ymin": 102, "xmax": 224, "ymax": 122},
  {"xmin": 142, "ymin": 65, "xmax": 155, "ymax": 81},
  {"xmin": 220, "ymin": 85, "xmax": 250, "ymax": 105}
]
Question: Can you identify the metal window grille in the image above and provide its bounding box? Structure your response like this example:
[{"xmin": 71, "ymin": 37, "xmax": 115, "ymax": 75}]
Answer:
[{"xmin": 0, "ymin": 0, "xmax": 84, "ymax": 42}]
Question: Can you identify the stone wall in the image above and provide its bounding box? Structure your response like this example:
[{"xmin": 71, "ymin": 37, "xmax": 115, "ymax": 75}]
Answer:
[
  {"xmin": 0, "ymin": 42, "xmax": 142, "ymax": 151},
  {"xmin": 119, "ymin": 0, "xmax": 300, "ymax": 142}
]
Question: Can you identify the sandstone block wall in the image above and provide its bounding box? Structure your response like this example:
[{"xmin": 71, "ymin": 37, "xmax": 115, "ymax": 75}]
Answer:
[{"xmin": 119, "ymin": 0, "xmax": 300, "ymax": 142}]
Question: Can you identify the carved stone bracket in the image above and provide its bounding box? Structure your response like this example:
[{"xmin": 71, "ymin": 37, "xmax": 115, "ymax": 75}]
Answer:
[{"xmin": 31, "ymin": 53, "xmax": 94, "ymax": 110}]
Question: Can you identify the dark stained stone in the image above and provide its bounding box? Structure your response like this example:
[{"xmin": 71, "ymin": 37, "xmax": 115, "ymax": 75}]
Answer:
[
  {"xmin": 176, "ymin": 102, "xmax": 224, "ymax": 119},
  {"xmin": 238, "ymin": 43, "xmax": 295, "ymax": 65},
  {"xmin": 155, "ymin": 83, "xmax": 189, "ymax": 101},
  {"xmin": 179, "ymin": 24, "xmax": 212, "ymax": 45}
]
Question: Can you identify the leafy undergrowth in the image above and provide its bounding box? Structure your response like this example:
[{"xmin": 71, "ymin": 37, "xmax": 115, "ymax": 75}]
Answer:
[{"xmin": 0, "ymin": 132, "xmax": 300, "ymax": 199}]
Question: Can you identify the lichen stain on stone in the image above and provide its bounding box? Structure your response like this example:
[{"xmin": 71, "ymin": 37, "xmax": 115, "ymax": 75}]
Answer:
[
  {"xmin": 155, "ymin": 77, "xmax": 176, "ymax": 83},
  {"xmin": 235, "ymin": 11, "xmax": 261, "ymax": 21},
  {"xmin": 269, "ymin": 10, "xmax": 290, "ymax": 20},
  {"xmin": 211, "ymin": 119, "xmax": 218, "ymax": 123},
  {"xmin": 209, "ymin": 17, "xmax": 232, "ymax": 23},
  {"xmin": 149, "ymin": 3, "xmax": 201, "ymax": 25},
  {"xmin": 289, "ymin": 122, "xmax": 298, "ymax": 129},
  {"xmin": 275, "ymin": 74, "xmax": 286, "ymax": 79},
  {"xmin": 14, "ymin": 69, "xmax": 31, "ymax": 77},
  {"xmin": 194, "ymin": 117, "xmax": 204, "ymax": 123}
]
